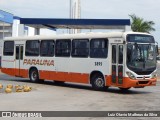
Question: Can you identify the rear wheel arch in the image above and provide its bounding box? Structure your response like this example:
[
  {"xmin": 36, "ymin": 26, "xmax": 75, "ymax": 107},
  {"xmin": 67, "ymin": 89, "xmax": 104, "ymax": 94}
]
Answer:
[
  {"xmin": 90, "ymin": 71, "xmax": 105, "ymax": 83},
  {"xmin": 90, "ymin": 71, "xmax": 106, "ymax": 90},
  {"xmin": 29, "ymin": 67, "xmax": 39, "ymax": 76},
  {"xmin": 29, "ymin": 67, "xmax": 40, "ymax": 82}
]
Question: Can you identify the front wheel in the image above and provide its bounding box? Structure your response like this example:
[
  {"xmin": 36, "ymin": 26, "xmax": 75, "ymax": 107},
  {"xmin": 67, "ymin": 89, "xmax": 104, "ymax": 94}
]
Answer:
[
  {"xmin": 29, "ymin": 68, "xmax": 39, "ymax": 82},
  {"xmin": 91, "ymin": 74, "xmax": 105, "ymax": 91}
]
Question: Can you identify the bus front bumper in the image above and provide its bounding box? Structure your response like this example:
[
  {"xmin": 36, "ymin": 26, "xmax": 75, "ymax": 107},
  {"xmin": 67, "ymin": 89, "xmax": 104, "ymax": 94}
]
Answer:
[{"xmin": 122, "ymin": 77, "xmax": 157, "ymax": 88}]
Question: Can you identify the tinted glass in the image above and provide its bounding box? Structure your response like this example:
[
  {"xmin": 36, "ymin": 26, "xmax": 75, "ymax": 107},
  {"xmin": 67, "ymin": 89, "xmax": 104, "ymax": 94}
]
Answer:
[
  {"xmin": 55, "ymin": 40, "xmax": 71, "ymax": 57},
  {"xmin": 25, "ymin": 40, "xmax": 40, "ymax": 56},
  {"xmin": 3, "ymin": 41, "xmax": 14, "ymax": 56},
  {"xmin": 72, "ymin": 39, "xmax": 89, "ymax": 57},
  {"xmin": 118, "ymin": 45, "xmax": 123, "ymax": 64},
  {"xmin": 112, "ymin": 45, "xmax": 116, "ymax": 63},
  {"xmin": 90, "ymin": 39, "xmax": 108, "ymax": 58},
  {"xmin": 16, "ymin": 46, "xmax": 19, "ymax": 60},
  {"xmin": 40, "ymin": 40, "xmax": 54, "ymax": 57}
]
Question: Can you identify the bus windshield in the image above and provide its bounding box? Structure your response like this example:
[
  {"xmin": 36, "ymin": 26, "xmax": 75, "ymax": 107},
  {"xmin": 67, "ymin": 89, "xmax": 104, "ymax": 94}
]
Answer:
[{"xmin": 127, "ymin": 35, "xmax": 156, "ymax": 74}]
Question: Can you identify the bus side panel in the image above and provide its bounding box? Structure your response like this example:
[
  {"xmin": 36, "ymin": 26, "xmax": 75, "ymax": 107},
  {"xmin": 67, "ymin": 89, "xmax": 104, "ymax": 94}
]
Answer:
[
  {"xmin": 40, "ymin": 71, "xmax": 67, "ymax": 81},
  {"xmin": 70, "ymin": 72, "xmax": 89, "ymax": 83},
  {"xmin": 39, "ymin": 70, "xmax": 89, "ymax": 84},
  {"xmin": 69, "ymin": 58, "xmax": 109, "ymax": 84},
  {"xmin": 1, "ymin": 68, "xmax": 15, "ymax": 76},
  {"xmin": 1, "ymin": 68, "xmax": 28, "ymax": 78},
  {"xmin": 105, "ymin": 75, "xmax": 112, "ymax": 86},
  {"xmin": 18, "ymin": 69, "xmax": 28, "ymax": 78},
  {"xmin": 39, "ymin": 70, "xmax": 50, "ymax": 80}
]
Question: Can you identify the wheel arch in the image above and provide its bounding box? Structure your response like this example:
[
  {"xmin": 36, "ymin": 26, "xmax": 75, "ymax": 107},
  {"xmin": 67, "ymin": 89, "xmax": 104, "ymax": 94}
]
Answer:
[
  {"xmin": 89, "ymin": 70, "xmax": 106, "ymax": 85},
  {"xmin": 28, "ymin": 66, "xmax": 39, "ymax": 78}
]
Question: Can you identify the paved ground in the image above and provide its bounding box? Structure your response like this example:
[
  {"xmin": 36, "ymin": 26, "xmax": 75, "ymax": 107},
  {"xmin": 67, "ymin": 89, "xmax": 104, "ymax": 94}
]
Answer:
[{"xmin": 0, "ymin": 63, "xmax": 160, "ymax": 120}]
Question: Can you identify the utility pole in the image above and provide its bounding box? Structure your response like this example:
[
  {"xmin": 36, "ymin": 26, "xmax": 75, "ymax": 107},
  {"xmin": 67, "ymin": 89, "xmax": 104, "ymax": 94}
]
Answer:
[
  {"xmin": 69, "ymin": 0, "xmax": 72, "ymax": 34},
  {"xmin": 69, "ymin": 0, "xmax": 81, "ymax": 34}
]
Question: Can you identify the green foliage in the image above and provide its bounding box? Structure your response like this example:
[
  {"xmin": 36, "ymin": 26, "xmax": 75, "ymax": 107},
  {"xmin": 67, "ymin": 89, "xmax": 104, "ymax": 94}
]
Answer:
[{"xmin": 129, "ymin": 14, "xmax": 155, "ymax": 33}]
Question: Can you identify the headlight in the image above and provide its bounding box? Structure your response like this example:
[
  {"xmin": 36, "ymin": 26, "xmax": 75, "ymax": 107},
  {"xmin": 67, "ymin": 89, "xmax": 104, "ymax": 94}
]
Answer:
[
  {"xmin": 126, "ymin": 71, "xmax": 136, "ymax": 79},
  {"xmin": 151, "ymin": 72, "xmax": 157, "ymax": 79}
]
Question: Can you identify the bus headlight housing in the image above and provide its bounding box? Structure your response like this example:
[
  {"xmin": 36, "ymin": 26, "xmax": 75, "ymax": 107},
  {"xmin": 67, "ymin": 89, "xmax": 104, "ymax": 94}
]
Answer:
[
  {"xmin": 151, "ymin": 72, "xmax": 157, "ymax": 79},
  {"xmin": 126, "ymin": 71, "xmax": 136, "ymax": 79}
]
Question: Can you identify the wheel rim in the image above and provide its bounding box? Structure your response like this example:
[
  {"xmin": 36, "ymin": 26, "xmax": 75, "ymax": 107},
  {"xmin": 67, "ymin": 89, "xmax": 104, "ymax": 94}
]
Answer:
[
  {"xmin": 31, "ymin": 71, "xmax": 37, "ymax": 81},
  {"xmin": 95, "ymin": 77, "xmax": 104, "ymax": 87}
]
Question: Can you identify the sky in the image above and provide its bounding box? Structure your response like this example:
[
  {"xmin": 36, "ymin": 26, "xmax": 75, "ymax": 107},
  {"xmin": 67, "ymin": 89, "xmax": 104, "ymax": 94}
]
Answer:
[{"xmin": 0, "ymin": 0, "xmax": 160, "ymax": 43}]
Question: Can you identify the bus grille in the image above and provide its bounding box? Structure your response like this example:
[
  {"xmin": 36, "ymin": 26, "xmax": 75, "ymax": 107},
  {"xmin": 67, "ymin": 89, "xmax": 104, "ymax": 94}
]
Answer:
[
  {"xmin": 138, "ymin": 81, "xmax": 149, "ymax": 84},
  {"xmin": 135, "ymin": 71, "xmax": 153, "ymax": 75}
]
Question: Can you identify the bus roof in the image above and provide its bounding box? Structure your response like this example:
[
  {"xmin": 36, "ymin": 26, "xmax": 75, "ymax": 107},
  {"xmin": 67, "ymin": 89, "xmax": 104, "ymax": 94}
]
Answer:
[{"xmin": 4, "ymin": 31, "xmax": 152, "ymax": 41}]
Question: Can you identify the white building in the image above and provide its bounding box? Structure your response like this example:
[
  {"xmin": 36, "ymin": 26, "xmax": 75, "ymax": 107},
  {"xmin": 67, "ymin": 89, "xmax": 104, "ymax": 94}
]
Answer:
[{"xmin": 0, "ymin": 10, "xmax": 56, "ymax": 57}]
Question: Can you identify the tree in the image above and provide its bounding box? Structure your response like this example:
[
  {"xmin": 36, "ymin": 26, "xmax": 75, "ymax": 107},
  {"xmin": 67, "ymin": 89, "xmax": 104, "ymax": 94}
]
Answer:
[{"xmin": 129, "ymin": 14, "xmax": 155, "ymax": 33}]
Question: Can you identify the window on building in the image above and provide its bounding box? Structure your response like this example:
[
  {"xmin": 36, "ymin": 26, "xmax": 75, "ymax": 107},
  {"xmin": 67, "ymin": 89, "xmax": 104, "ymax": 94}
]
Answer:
[
  {"xmin": 40, "ymin": 40, "xmax": 55, "ymax": 57},
  {"xmin": 55, "ymin": 40, "xmax": 71, "ymax": 57},
  {"xmin": 90, "ymin": 39, "xmax": 108, "ymax": 58},
  {"xmin": 72, "ymin": 39, "xmax": 89, "ymax": 57},
  {"xmin": 25, "ymin": 40, "xmax": 40, "ymax": 56},
  {"xmin": 3, "ymin": 41, "xmax": 14, "ymax": 56}
]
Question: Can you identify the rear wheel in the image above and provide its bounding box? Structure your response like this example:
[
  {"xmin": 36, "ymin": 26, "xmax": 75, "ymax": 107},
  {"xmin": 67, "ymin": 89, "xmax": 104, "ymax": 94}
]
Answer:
[
  {"xmin": 29, "ymin": 68, "xmax": 39, "ymax": 83},
  {"xmin": 91, "ymin": 74, "xmax": 105, "ymax": 91}
]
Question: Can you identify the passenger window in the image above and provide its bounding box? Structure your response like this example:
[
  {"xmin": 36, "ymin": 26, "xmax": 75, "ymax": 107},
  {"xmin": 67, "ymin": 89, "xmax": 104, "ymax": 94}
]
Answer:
[
  {"xmin": 90, "ymin": 39, "xmax": 108, "ymax": 58},
  {"xmin": 119, "ymin": 45, "xmax": 123, "ymax": 64},
  {"xmin": 25, "ymin": 40, "xmax": 40, "ymax": 56},
  {"xmin": 72, "ymin": 39, "xmax": 89, "ymax": 58},
  {"xmin": 112, "ymin": 45, "xmax": 117, "ymax": 63},
  {"xmin": 3, "ymin": 41, "xmax": 14, "ymax": 56},
  {"xmin": 55, "ymin": 40, "xmax": 71, "ymax": 57},
  {"xmin": 40, "ymin": 40, "xmax": 55, "ymax": 57}
]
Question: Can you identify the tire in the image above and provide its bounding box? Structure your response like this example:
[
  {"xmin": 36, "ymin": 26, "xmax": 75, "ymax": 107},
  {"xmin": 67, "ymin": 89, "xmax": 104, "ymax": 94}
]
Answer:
[
  {"xmin": 29, "ymin": 68, "xmax": 39, "ymax": 83},
  {"xmin": 91, "ymin": 74, "xmax": 105, "ymax": 91}
]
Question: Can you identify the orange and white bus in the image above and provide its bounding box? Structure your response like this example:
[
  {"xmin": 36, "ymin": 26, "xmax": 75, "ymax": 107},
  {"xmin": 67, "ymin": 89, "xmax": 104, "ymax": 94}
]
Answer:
[{"xmin": 1, "ymin": 32, "xmax": 157, "ymax": 90}]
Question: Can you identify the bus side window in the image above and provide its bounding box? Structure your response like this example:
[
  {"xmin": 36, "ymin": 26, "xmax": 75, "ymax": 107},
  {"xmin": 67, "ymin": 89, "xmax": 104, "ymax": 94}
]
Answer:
[
  {"xmin": 72, "ymin": 39, "xmax": 89, "ymax": 58},
  {"xmin": 40, "ymin": 40, "xmax": 55, "ymax": 57},
  {"xmin": 119, "ymin": 45, "xmax": 123, "ymax": 64},
  {"xmin": 3, "ymin": 41, "xmax": 14, "ymax": 56},
  {"xmin": 25, "ymin": 40, "xmax": 40, "ymax": 56},
  {"xmin": 55, "ymin": 40, "xmax": 71, "ymax": 57},
  {"xmin": 112, "ymin": 45, "xmax": 116, "ymax": 63},
  {"xmin": 90, "ymin": 39, "xmax": 108, "ymax": 58}
]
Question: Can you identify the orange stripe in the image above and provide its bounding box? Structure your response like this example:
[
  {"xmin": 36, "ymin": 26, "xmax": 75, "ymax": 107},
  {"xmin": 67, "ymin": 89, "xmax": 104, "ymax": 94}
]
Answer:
[
  {"xmin": 39, "ymin": 70, "xmax": 89, "ymax": 83},
  {"xmin": 1, "ymin": 68, "xmax": 15, "ymax": 76},
  {"xmin": 1, "ymin": 68, "xmax": 28, "ymax": 78},
  {"xmin": 1, "ymin": 68, "xmax": 157, "ymax": 88},
  {"xmin": 1, "ymin": 68, "xmax": 89, "ymax": 84}
]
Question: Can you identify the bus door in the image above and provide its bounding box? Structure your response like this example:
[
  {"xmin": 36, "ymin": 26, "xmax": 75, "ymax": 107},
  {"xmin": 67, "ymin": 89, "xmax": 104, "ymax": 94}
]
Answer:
[
  {"xmin": 111, "ymin": 44, "xmax": 124, "ymax": 85},
  {"xmin": 15, "ymin": 45, "xmax": 24, "ymax": 76}
]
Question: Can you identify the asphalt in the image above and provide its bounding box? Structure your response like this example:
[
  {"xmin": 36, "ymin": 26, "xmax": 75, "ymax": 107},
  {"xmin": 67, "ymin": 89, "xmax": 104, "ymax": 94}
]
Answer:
[{"xmin": 0, "ymin": 63, "xmax": 159, "ymax": 120}]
